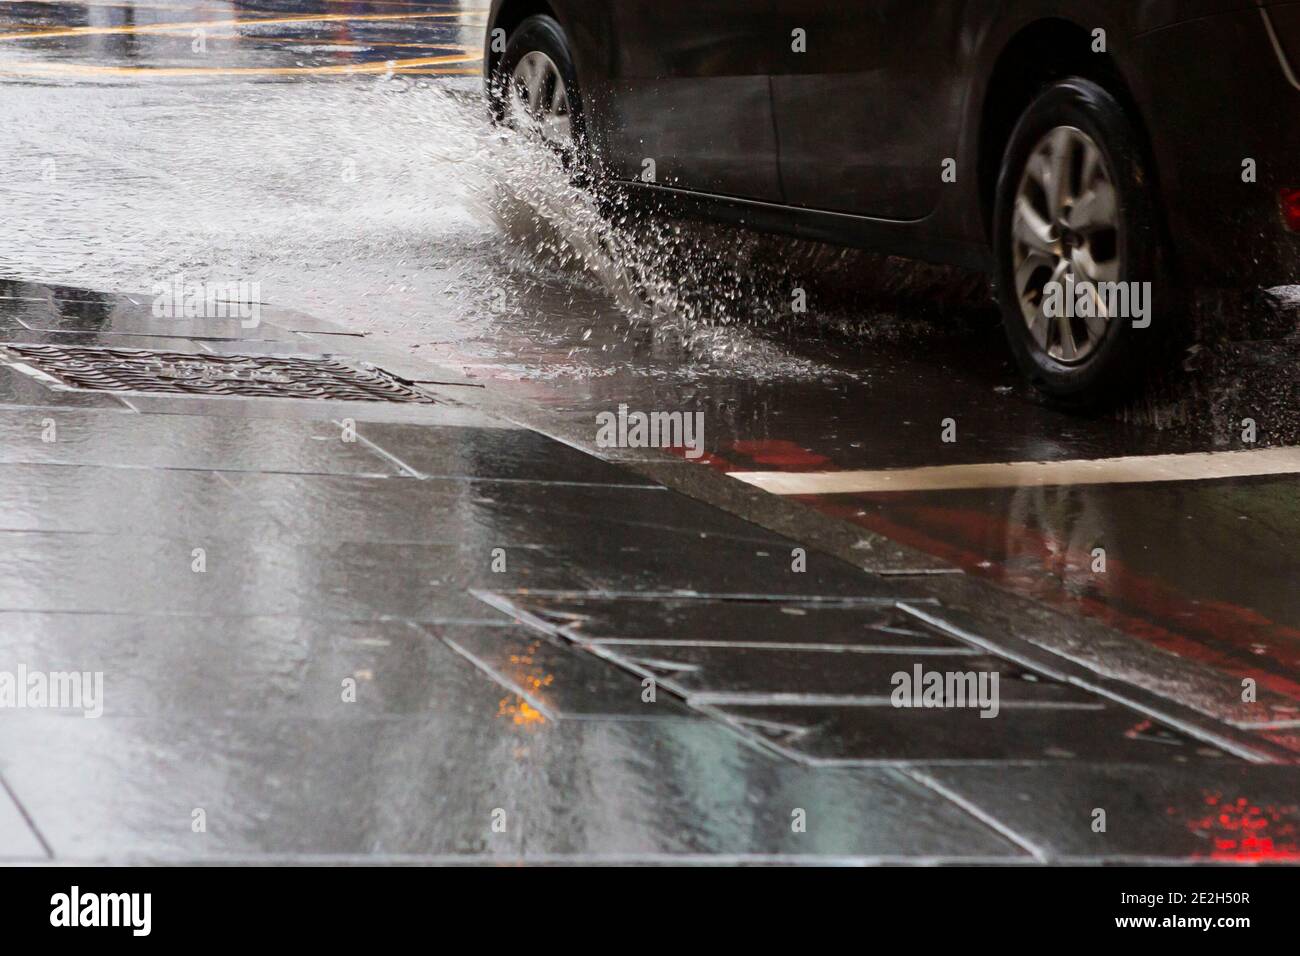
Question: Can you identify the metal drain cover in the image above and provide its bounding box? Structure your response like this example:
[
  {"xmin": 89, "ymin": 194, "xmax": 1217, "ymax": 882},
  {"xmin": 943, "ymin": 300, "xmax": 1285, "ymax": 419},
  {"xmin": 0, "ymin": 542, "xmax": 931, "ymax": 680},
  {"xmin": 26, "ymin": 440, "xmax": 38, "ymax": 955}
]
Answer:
[{"xmin": 1, "ymin": 344, "xmax": 438, "ymax": 404}]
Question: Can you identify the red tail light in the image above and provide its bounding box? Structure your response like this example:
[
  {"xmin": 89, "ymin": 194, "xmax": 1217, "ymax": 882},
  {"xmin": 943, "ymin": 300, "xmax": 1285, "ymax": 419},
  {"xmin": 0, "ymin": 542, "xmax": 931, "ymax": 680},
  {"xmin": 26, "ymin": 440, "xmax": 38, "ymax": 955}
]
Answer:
[{"xmin": 1282, "ymin": 188, "xmax": 1300, "ymax": 232}]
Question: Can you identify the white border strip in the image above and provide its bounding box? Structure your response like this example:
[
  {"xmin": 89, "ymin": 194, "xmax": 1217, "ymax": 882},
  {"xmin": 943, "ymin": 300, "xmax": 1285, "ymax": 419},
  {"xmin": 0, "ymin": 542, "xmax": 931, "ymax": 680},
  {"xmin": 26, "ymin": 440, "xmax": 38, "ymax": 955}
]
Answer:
[{"xmin": 730, "ymin": 447, "xmax": 1300, "ymax": 495}]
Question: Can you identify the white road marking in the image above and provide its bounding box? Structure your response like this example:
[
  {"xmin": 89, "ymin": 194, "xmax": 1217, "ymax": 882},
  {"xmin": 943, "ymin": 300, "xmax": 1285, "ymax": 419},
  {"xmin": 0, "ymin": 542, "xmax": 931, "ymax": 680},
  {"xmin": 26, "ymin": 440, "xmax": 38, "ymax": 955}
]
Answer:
[{"xmin": 729, "ymin": 446, "xmax": 1300, "ymax": 495}]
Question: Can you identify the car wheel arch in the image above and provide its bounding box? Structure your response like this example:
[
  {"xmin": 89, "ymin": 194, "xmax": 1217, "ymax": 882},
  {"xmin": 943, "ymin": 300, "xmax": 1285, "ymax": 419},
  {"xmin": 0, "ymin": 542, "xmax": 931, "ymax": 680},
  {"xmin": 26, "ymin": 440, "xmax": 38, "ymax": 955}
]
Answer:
[
  {"xmin": 487, "ymin": 0, "xmax": 565, "ymax": 84},
  {"xmin": 973, "ymin": 17, "xmax": 1157, "ymax": 249}
]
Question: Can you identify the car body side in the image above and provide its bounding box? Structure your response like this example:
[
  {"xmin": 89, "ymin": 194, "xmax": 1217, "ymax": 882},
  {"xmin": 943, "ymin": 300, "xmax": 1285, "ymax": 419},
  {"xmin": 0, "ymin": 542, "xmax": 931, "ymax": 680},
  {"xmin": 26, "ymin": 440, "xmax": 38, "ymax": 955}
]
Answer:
[{"xmin": 486, "ymin": 0, "xmax": 1300, "ymax": 285}]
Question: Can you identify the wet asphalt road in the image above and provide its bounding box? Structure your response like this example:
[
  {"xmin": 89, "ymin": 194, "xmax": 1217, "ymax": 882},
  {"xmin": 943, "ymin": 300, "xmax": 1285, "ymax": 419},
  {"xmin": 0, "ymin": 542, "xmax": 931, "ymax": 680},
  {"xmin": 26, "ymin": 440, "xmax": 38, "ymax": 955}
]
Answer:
[{"xmin": 0, "ymin": 1, "xmax": 1297, "ymax": 862}]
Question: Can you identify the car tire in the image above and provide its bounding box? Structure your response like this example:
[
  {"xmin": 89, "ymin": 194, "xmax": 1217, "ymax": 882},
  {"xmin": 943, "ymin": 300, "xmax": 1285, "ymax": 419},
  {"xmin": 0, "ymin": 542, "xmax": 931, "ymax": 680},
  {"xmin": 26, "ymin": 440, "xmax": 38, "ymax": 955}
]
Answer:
[
  {"xmin": 993, "ymin": 78, "xmax": 1170, "ymax": 406},
  {"xmin": 490, "ymin": 15, "xmax": 588, "ymax": 173}
]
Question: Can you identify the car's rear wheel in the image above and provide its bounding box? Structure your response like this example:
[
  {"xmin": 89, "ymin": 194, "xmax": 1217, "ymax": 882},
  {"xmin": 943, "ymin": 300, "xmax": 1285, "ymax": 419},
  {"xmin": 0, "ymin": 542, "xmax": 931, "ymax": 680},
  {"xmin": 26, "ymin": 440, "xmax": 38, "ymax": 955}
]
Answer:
[
  {"xmin": 491, "ymin": 15, "xmax": 586, "ymax": 170},
  {"xmin": 994, "ymin": 78, "xmax": 1169, "ymax": 406}
]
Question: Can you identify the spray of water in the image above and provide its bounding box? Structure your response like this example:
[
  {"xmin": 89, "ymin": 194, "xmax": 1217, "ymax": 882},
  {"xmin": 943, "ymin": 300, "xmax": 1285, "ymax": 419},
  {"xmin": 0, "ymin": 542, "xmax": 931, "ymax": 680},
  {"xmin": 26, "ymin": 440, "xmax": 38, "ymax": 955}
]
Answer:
[{"xmin": 0, "ymin": 74, "xmax": 845, "ymax": 381}]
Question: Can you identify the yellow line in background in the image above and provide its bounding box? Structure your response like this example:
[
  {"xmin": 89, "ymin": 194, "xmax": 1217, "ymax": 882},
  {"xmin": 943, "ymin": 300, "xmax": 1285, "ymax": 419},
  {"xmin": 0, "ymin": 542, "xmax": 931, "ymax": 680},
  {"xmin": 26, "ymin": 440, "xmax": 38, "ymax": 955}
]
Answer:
[
  {"xmin": 9, "ymin": 1, "xmax": 179, "ymax": 10},
  {"xmin": 314, "ymin": 0, "xmax": 489, "ymax": 7},
  {"xmin": 65, "ymin": 36, "xmax": 482, "ymax": 48},
  {"xmin": 6, "ymin": 0, "xmax": 480, "ymax": 6},
  {"xmin": 279, "ymin": 41, "xmax": 480, "ymax": 51},
  {"xmin": 0, "ymin": 11, "xmax": 485, "ymax": 43},
  {"xmin": 0, "ymin": 51, "xmax": 481, "ymax": 77},
  {"xmin": 319, "ymin": 41, "xmax": 480, "ymax": 49},
  {"xmin": 1, "ymin": 1, "xmax": 178, "ymax": 9}
]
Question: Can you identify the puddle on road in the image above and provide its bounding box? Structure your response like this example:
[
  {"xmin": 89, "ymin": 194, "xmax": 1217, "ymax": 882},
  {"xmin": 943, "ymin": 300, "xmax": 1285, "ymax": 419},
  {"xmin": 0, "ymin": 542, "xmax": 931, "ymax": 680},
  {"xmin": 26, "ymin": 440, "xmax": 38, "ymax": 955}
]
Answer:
[
  {"xmin": 2, "ymin": 66, "xmax": 1298, "ymax": 738},
  {"xmin": 0, "ymin": 75, "xmax": 899, "ymax": 385},
  {"xmin": 0, "ymin": 72, "xmax": 1293, "ymax": 440}
]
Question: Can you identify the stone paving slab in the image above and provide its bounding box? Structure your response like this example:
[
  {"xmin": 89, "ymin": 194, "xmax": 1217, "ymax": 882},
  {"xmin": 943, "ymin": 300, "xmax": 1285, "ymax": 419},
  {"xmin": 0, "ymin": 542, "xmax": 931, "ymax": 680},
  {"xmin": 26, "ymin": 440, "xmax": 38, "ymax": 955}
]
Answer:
[
  {"xmin": 0, "ymin": 463, "xmax": 695, "ymax": 545},
  {"xmin": 0, "ymin": 614, "xmax": 517, "ymax": 718},
  {"xmin": 2, "ymin": 329, "xmax": 219, "ymax": 353},
  {"xmin": 0, "ymin": 713, "xmax": 1025, "ymax": 862},
  {"xmin": 209, "ymin": 473, "xmax": 787, "ymax": 547},
  {"xmin": 712, "ymin": 702, "xmax": 1232, "ymax": 765},
  {"xmin": 0, "ymin": 531, "xmax": 900, "ymax": 620},
  {"xmin": 0, "ymin": 282, "xmax": 144, "ymax": 307},
  {"xmin": 917, "ymin": 764, "xmax": 1300, "ymax": 861},
  {"xmin": 481, "ymin": 589, "xmax": 1233, "ymax": 771},
  {"xmin": 15, "ymin": 310, "xmax": 306, "ymax": 343},
  {"xmin": 0, "ymin": 407, "xmax": 399, "ymax": 475},
  {"xmin": 507, "ymin": 595, "xmax": 963, "ymax": 649},
  {"xmin": 910, "ymin": 577, "xmax": 1300, "ymax": 752},
  {"xmin": 119, "ymin": 391, "xmax": 507, "ymax": 427},
  {"xmin": 0, "ymin": 279, "xmax": 1283, "ymax": 863},
  {"xmin": 0, "ymin": 363, "xmax": 131, "ymax": 410},
  {"xmin": 469, "ymin": 541, "xmax": 897, "ymax": 596},
  {"xmin": 0, "ymin": 462, "xmax": 306, "ymax": 538},
  {"xmin": 0, "ymin": 407, "xmax": 668, "ymax": 486},
  {"xmin": 586, "ymin": 645, "xmax": 1095, "ymax": 704},
  {"xmin": 354, "ymin": 420, "xmax": 659, "ymax": 486},
  {"xmin": 0, "ymin": 532, "xmax": 505, "ymax": 621},
  {"xmin": 436, "ymin": 626, "xmax": 700, "ymax": 721}
]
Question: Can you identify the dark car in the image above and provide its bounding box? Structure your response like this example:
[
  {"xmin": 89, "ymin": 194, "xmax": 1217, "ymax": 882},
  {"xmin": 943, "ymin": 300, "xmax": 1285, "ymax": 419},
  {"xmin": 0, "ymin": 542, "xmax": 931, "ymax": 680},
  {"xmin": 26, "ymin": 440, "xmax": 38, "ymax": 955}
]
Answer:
[{"xmin": 484, "ymin": 2, "xmax": 1300, "ymax": 403}]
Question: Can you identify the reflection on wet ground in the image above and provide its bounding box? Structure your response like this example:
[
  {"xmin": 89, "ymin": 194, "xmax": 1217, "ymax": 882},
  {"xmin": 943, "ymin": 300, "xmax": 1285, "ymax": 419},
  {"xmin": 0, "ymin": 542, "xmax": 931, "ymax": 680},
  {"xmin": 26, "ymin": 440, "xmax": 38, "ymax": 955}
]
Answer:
[
  {"xmin": 2, "ymin": 2, "xmax": 1298, "ymax": 714},
  {"xmin": 2, "ymin": 276, "xmax": 1295, "ymax": 863},
  {"xmin": 0, "ymin": 1, "xmax": 1297, "ymax": 860},
  {"xmin": 0, "ymin": 0, "xmax": 486, "ymax": 78},
  {"xmin": 817, "ymin": 481, "xmax": 1300, "ymax": 694},
  {"xmin": 487, "ymin": 308, "xmax": 1300, "ymax": 721},
  {"xmin": 2, "ymin": 1, "xmax": 1299, "ymax": 720}
]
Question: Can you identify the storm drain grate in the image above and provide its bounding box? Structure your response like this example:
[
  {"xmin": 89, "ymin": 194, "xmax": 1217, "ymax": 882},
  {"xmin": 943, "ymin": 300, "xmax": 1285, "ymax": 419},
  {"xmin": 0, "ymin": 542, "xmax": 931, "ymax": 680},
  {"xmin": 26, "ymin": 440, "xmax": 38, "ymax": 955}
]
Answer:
[{"xmin": 1, "ymin": 344, "xmax": 438, "ymax": 404}]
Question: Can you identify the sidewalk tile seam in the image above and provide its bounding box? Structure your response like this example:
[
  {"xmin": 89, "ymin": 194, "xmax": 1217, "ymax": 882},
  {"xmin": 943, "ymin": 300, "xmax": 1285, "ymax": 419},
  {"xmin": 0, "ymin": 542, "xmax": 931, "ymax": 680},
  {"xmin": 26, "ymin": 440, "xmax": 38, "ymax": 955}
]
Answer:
[
  {"xmin": 0, "ymin": 773, "xmax": 53, "ymax": 860},
  {"xmin": 902, "ymin": 767, "xmax": 1049, "ymax": 862},
  {"xmin": 898, "ymin": 602, "xmax": 1272, "ymax": 765}
]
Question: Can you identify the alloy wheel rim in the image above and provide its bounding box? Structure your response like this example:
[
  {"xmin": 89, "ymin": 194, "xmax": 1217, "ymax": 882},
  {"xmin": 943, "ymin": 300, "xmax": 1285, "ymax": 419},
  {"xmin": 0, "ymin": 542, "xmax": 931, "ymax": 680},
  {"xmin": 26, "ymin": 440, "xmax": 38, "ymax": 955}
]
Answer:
[
  {"xmin": 1011, "ymin": 125, "xmax": 1122, "ymax": 364},
  {"xmin": 507, "ymin": 51, "xmax": 573, "ymax": 149}
]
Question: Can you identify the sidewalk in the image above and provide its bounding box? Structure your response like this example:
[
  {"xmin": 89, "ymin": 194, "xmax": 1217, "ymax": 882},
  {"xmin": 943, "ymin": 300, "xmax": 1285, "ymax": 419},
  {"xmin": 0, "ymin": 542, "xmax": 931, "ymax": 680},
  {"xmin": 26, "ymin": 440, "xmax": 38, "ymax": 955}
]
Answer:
[{"xmin": 0, "ymin": 279, "xmax": 1294, "ymax": 863}]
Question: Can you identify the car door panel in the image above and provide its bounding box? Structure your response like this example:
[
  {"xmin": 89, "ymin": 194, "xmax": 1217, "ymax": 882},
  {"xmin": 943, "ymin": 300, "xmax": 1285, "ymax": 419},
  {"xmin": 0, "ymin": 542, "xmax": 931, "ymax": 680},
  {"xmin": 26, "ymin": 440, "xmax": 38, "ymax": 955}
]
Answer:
[
  {"xmin": 771, "ymin": 1, "xmax": 966, "ymax": 220},
  {"xmin": 596, "ymin": 1, "xmax": 785, "ymax": 201}
]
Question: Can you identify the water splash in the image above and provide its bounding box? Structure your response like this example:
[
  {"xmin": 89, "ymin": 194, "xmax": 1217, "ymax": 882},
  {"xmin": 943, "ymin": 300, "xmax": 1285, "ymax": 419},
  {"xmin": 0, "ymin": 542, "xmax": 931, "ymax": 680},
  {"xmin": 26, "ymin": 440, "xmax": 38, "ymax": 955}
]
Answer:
[{"xmin": 0, "ymin": 74, "xmax": 844, "ymax": 381}]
